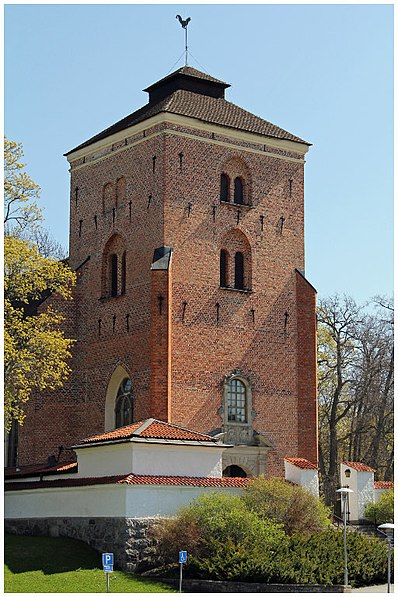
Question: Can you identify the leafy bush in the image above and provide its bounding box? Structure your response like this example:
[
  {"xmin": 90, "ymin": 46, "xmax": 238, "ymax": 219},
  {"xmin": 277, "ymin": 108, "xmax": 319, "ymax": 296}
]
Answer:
[
  {"xmin": 152, "ymin": 493, "xmax": 288, "ymax": 580},
  {"xmin": 364, "ymin": 489, "xmax": 394, "ymax": 525},
  {"xmin": 243, "ymin": 477, "xmax": 331, "ymax": 535},
  {"xmin": 152, "ymin": 491, "xmax": 389, "ymax": 586}
]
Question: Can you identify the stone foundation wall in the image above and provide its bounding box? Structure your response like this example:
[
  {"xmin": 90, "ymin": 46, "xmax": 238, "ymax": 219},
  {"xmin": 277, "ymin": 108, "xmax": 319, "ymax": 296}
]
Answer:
[{"xmin": 4, "ymin": 517, "xmax": 160, "ymax": 572}]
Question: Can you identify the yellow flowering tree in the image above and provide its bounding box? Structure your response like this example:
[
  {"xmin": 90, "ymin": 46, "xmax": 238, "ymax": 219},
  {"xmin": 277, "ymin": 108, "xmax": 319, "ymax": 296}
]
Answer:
[
  {"xmin": 4, "ymin": 236, "xmax": 76, "ymax": 431},
  {"xmin": 4, "ymin": 137, "xmax": 76, "ymax": 431}
]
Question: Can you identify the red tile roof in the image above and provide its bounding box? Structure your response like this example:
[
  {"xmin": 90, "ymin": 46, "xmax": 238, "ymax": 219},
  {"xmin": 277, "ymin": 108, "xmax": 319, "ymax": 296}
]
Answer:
[
  {"xmin": 5, "ymin": 473, "xmax": 249, "ymax": 491},
  {"xmin": 118, "ymin": 474, "xmax": 249, "ymax": 488},
  {"xmin": 5, "ymin": 461, "xmax": 77, "ymax": 479},
  {"xmin": 374, "ymin": 481, "xmax": 394, "ymax": 489},
  {"xmin": 67, "ymin": 68, "xmax": 308, "ymax": 155},
  {"xmin": 342, "ymin": 461, "xmax": 376, "ymax": 473},
  {"xmin": 285, "ymin": 457, "xmax": 318, "ymax": 470},
  {"xmin": 78, "ymin": 419, "xmax": 219, "ymax": 446}
]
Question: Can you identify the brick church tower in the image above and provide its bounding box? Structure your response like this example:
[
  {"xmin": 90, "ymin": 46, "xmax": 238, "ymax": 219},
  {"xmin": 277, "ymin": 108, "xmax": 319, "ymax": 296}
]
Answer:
[{"xmin": 17, "ymin": 67, "xmax": 318, "ymax": 477}]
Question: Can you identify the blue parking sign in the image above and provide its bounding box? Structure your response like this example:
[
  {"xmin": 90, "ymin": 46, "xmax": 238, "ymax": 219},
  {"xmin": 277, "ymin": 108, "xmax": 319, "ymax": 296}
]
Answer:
[
  {"xmin": 102, "ymin": 553, "xmax": 114, "ymax": 567},
  {"xmin": 179, "ymin": 550, "xmax": 187, "ymax": 564}
]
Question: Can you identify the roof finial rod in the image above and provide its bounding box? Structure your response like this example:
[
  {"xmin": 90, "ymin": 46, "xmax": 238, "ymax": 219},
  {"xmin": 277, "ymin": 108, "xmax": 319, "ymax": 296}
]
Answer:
[{"xmin": 176, "ymin": 15, "xmax": 191, "ymax": 66}]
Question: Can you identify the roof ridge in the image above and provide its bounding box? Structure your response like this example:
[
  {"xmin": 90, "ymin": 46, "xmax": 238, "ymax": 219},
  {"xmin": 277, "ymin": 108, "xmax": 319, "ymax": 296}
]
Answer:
[{"xmin": 148, "ymin": 418, "xmax": 217, "ymax": 440}]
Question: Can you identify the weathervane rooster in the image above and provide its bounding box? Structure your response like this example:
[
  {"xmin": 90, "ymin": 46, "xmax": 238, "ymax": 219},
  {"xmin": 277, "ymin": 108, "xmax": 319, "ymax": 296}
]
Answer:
[
  {"xmin": 176, "ymin": 15, "xmax": 192, "ymax": 66},
  {"xmin": 176, "ymin": 15, "xmax": 191, "ymax": 29}
]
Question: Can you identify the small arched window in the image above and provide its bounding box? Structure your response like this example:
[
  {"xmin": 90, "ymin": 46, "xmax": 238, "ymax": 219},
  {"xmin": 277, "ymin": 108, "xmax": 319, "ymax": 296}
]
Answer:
[
  {"xmin": 220, "ymin": 249, "xmax": 228, "ymax": 287},
  {"xmin": 227, "ymin": 378, "xmax": 247, "ymax": 423},
  {"xmin": 234, "ymin": 252, "xmax": 244, "ymax": 290},
  {"xmin": 115, "ymin": 378, "xmax": 133, "ymax": 428},
  {"xmin": 234, "ymin": 177, "xmax": 244, "ymax": 204},
  {"xmin": 121, "ymin": 251, "xmax": 126, "ymax": 294},
  {"xmin": 220, "ymin": 173, "xmax": 230, "ymax": 202},
  {"xmin": 110, "ymin": 254, "xmax": 118, "ymax": 297}
]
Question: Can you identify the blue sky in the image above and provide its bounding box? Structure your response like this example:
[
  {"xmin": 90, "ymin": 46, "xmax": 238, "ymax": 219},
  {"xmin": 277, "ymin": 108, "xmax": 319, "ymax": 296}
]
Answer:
[{"xmin": 4, "ymin": 3, "xmax": 394, "ymax": 304}]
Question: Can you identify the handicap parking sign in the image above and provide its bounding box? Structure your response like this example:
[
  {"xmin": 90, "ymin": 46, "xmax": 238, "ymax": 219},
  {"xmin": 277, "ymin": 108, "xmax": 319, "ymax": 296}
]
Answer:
[{"xmin": 179, "ymin": 550, "xmax": 187, "ymax": 564}]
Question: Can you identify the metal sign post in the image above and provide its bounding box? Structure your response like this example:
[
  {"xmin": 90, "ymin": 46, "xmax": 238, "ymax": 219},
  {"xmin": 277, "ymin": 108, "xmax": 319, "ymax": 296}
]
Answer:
[
  {"xmin": 102, "ymin": 553, "xmax": 114, "ymax": 593},
  {"xmin": 178, "ymin": 551, "xmax": 187, "ymax": 593}
]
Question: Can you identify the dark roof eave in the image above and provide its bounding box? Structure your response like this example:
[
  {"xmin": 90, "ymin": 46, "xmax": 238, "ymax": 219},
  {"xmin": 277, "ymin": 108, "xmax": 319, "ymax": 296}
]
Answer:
[{"xmin": 65, "ymin": 109, "xmax": 310, "ymax": 158}]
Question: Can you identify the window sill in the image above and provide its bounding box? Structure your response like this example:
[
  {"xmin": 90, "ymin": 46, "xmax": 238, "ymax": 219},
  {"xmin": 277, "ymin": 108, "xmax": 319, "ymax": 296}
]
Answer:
[
  {"xmin": 220, "ymin": 200, "xmax": 254, "ymax": 209},
  {"xmin": 99, "ymin": 292, "xmax": 126, "ymax": 302},
  {"xmin": 220, "ymin": 286, "xmax": 253, "ymax": 294}
]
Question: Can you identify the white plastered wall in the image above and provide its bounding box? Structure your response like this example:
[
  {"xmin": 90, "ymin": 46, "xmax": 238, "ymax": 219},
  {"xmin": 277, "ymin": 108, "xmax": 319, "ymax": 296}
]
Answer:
[
  {"xmin": 75, "ymin": 442, "xmax": 225, "ymax": 479},
  {"xmin": 284, "ymin": 461, "xmax": 319, "ymax": 497},
  {"xmin": 5, "ymin": 483, "xmax": 242, "ymax": 519}
]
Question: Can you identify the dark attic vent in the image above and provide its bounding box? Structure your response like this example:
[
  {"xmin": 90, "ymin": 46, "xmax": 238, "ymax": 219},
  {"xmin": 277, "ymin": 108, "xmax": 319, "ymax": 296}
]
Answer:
[{"xmin": 144, "ymin": 66, "xmax": 230, "ymax": 104}]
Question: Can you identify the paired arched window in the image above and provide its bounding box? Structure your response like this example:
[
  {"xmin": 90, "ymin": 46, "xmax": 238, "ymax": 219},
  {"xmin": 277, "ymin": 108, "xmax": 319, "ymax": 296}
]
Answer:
[
  {"xmin": 220, "ymin": 249, "xmax": 247, "ymax": 290},
  {"xmin": 114, "ymin": 378, "xmax": 133, "ymax": 428},
  {"xmin": 220, "ymin": 173, "xmax": 246, "ymax": 205},
  {"xmin": 227, "ymin": 378, "xmax": 247, "ymax": 423}
]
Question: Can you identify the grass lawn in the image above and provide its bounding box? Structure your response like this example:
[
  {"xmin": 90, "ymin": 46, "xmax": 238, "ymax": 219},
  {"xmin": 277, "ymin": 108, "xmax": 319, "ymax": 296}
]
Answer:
[{"xmin": 4, "ymin": 534, "xmax": 176, "ymax": 593}]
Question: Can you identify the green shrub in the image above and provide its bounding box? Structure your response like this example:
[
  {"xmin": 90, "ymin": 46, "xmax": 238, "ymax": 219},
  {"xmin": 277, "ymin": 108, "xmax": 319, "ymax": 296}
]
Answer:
[
  {"xmin": 364, "ymin": 489, "xmax": 394, "ymax": 525},
  {"xmin": 152, "ymin": 492, "xmax": 288, "ymax": 581},
  {"xmin": 243, "ymin": 477, "xmax": 331, "ymax": 535},
  {"xmin": 152, "ymin": 491, "xmax": 389, "ymax": 587}
]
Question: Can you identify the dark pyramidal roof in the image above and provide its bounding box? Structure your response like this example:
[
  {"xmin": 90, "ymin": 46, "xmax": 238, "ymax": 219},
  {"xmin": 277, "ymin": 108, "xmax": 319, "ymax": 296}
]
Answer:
[{"xmin": 66, "ymin": 66, "xmax": 308, "ymax": 155}]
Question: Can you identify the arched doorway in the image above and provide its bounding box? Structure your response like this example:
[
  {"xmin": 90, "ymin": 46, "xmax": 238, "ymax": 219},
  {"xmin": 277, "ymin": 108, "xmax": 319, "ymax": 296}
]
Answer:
[{"xmin": 223, "ymin": 464, "xmax": 247, "ymax": 478}]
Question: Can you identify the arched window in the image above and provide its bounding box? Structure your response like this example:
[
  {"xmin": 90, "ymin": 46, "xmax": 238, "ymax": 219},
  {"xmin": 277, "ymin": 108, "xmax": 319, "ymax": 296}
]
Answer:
[
  {"xmin": 227, "ymin": 378, "xmax": 247, "ymax": 423},
  {"xmin": 220, "ymin": 173, "xmax": 230, "ymax": 202},
  {"xmin": 234, "ymin": 177, "xmax": 244, "ymax": 204},
  {"xmin": 114, "ymin": 378, "xmax": 133, "ymax": 428},
  {"xmin": 220, "ymin": 249, "xmax": 228, "ymax": 287},
  {"xmin": 110, "ymin": 254, "xmax": 118, "ymax": 297},
  {"xmin": 234, "ymin": 252, "xmax": 244, "ymax": 290},
  {"xmin": 121, "ymin": 251, "xmax": 126, "ymax": 294}
]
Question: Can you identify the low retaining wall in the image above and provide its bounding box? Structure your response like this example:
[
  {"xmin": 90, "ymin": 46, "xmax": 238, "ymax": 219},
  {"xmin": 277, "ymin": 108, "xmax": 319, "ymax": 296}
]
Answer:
[
  {"xmin": 158, "ymin": 578, "xmax": 351, "ymax": 593},
  {"xmin": 5, "ymin": 517, "xmax": 160, "ymax": 572}
]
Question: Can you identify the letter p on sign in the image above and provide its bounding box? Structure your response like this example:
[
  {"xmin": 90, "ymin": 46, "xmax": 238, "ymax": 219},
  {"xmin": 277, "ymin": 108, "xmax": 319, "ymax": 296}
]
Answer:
[{"xmin": 102, "ymin": 553, "xmax": 114, "ymax": 567}]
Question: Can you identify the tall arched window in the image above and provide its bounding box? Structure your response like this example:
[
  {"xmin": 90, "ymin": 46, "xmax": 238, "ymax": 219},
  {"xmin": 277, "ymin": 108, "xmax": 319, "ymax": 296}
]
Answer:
[
  {"xmin": 234, "ymin": 252, "xmax": 244, "ymax": 290},
  {"xmin": 121, "ymin": 251, "xmax": 126, "ymax": 294},
  {"xmin": 110, "ymin": 254, "xmax": 118, "ymax": 297},
  {"xmin": 227, "ymin": 378, "xmax": 247, "ymax": 423},
  {"xmin": 234, "ymin": 177, "xmax": 244, "ymax": 204},
  {"xmin": 220, "ymin": 249, "xmax": 228, "ymax": 287},
  {"xmin": 115, "ymin": 378, "xmax": 133, "ymax": 428},
  {"xmin": 220, "ymin": 173, "xmax": 230, "ymax": 202}
]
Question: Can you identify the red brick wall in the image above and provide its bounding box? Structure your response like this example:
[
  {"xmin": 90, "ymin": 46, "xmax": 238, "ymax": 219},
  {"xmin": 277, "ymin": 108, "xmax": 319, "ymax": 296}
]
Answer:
[
  {"xmin": 296, "ymin": 270, "xmax": 318, "ymax": 466},
  {"xmin": 18, "ymin": 117, "xmax": 317, "ymax": 476}
]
